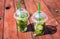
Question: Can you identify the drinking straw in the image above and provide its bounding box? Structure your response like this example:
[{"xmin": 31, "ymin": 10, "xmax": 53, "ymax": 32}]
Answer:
[
  {"xmin": 18, "ymin": 2, "xmax": 22, "ymax": 18},
  {"xmin": 18, "ymin": 2, "xmax": 21, "ymax": 10},
  {"xmin": 38, "ymin": 2, "xmax": 40, "ymax": 22}
]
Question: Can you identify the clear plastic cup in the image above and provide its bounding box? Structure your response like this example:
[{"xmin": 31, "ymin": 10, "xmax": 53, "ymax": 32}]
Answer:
[
  {"xmin": 14, "ymin": 8, "xmax": 29, "ymax": 32},
  {"xmin": 31, "ymin": 11, "xmax": 48, "ymax": 36}
]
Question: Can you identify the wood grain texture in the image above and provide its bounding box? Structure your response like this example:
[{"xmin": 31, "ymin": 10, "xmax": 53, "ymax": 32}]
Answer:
[
  {"xmin": 54, "ymin": 0, "xmax": 60, "ymax": 24},
  {"xmin": 0, "ymin": 0, "xmax": 60, "ymax": 39},
  {"xmin": 0, "ymin": 0, "xmax": 4, "ymax": 39},
  {"xmin": 24, "ymin": 0, "xmax": 37, "ymax": 15},
  {"xmin": 52, "ymin": 25, "xmax": 60, "ymax": 39},
  {"xmin": 43, "ymin": 0, "xmax": 60, "ymax": 24},
  {"xmin": 42, "ymin": 0, "xmax": 60, "ymax": 39},
  {"xmin": 4, "ymin": 0, "xmax": 18, "ymax": 39}
]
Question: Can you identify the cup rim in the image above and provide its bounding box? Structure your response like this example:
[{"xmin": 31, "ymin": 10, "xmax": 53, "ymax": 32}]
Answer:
[
  {"xmin": 31, "ymin": 11, "xmax": 48, "ymax": 23},
  {"xmin": 14, "ymin": 8, "xmax": 30, "ymax": 20}
]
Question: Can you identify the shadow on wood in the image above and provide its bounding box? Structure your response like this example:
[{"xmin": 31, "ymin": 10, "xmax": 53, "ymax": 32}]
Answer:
[
  {"xmin": 27, "ymin": 24, "xmax": 34, "ymax": 32},
  {"xmin": 43, "ymin": 25, "xmax": 57, "ymax": 35},
  {"xmin": 26, "ymin": 24, "xmax": 57, "ymax": 35}
]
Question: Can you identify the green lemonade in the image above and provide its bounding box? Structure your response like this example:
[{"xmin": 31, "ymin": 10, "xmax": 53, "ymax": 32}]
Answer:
[
  {"xmin": 16, "ymin": 19, "xmax": 27, "ymax": 32},
  {"xmin": 32, "ymin": 11, "xmax": 48, "ymax": 36},
  {"xmin": 34, "ymin": 18, "xmax": 45, "ymax": 36},
  {"xmin": 16, "ymin": 12, "xmax": 28, "ymax": 32}
]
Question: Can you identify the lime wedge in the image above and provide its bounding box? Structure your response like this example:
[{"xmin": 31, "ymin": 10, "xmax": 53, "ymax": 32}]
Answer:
[
  {"xmin": 37, "ymin": 25, "xmax": 43, "ymax": 30},
  {"xmin": 35, "ymin": 30, "xmax": 42, "ymax": 35}
]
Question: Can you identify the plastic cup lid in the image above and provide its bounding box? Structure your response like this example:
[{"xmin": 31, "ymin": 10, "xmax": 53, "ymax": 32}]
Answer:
[
  {"xmin": 31, "ymin": 11, "xmax": 48, "ymax": 23},
  {"xmin": 14, "ymin": 8, "xmax": 29, "ymax": 20}
]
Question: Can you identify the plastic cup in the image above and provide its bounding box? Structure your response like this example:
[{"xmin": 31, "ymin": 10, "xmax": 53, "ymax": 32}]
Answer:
[
  {"xmin": 14, "ymin": 8, "xmax": 29, "ymax": 32},
  {"xmin": 31, "ymin": 11, "xmax": 48, "ymax": 36}
]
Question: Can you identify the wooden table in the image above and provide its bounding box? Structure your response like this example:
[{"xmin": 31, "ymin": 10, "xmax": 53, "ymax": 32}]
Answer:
[{"xmin": 0, "ymin": 0, "xmax": 60, "ymax": 39}]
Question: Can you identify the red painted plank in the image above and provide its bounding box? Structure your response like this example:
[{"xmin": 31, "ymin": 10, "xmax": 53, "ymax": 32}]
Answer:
[
  {"xmin": 4, "ymin": 0, "xmax": 18, "ymax": 39},
  {"xmin": 3, "ymin": 0, "xmax": 60, "ymax": 39},
  {"xmin": 43, "ymin": 0, "xmax": 60, "ymax": 24},
  {"xmin": 18, "ymin": 32, "xmax": 33, "ymax": 39},
  {"xmin": 42, "ymin": 35, "xmax": 52, "ymax": 39},
  {"xmin": 0, "ymin": 0, "xmax": 4, "ymax": 39},
  {"xmin": 41, "ymin": 0, "xmax": 58, "ymax": 25},
  {"xmin": 54, "ymin": 0, "xmax": 60, "ymax": 23},
  {"xmin": 13, "ymin": 0, "xmax": 25, "ymax": 10},
  {"xmin": 17, "ymin": 29, "xmax": 33, "ymax": 39},
  {"xmin": 24, "ymin": 0, "xmax": 37, "ymax": 15},
  {"xmin": 42, "ymin": 0, "xmax": 60, "ymax": 39},
  {"xmin": 54, "ymin": 0, "xmax": 60, "ymax": 9}
]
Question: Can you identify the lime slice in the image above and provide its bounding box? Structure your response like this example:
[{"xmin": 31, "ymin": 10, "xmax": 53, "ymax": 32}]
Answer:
[
  {"xmin": 37, "ymin": 25, "xmax": 43, "ymax": 30},
  {"xmin": 24, "ymin": 27, "xmax": 27, "ymax": 32},
  {"xmin": 35, "ymin": 30, "xmax": 42, "ymax": 35},
  {"xmin": 39, "ymin": 18, "xmax": 45, "ymax": 24},
  {"xmin": 18, "ymin": 26, "xmax": 20, "ymax": 31},
  {"xmin": 23, "ymin": 13, "xmax": 28, "ymax": 17},
  {"xmin": 16, "ymin": 20, "xmax": 20, "ymax": 25}
]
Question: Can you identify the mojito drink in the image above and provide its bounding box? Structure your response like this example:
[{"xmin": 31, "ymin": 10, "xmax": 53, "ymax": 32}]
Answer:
[
  {"xmin": 31, "ymin": 11, "xmax": 48, "ymax": 36},
  {"xmin": 34, "ymin": 18, "xmax": 45, "ymax": 36},
  {"xmin": 14, "ymin": 8, "xmax": 29, "ymax": 32}
]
